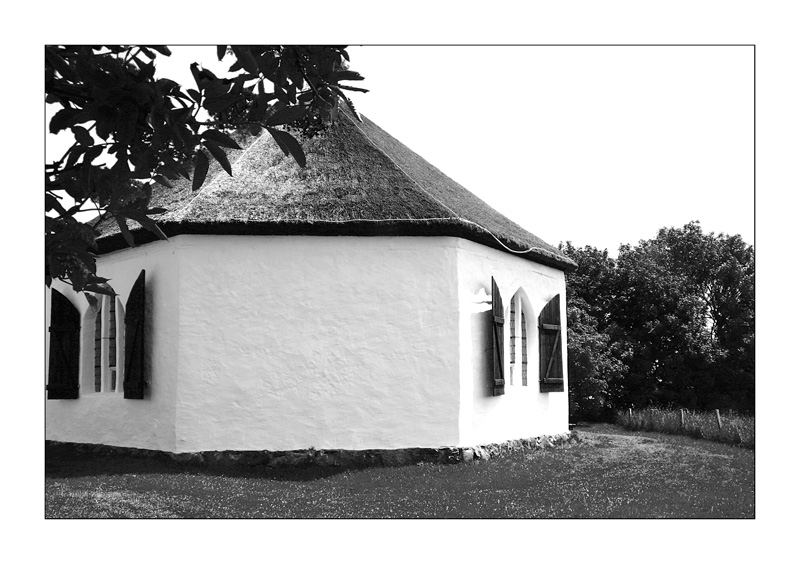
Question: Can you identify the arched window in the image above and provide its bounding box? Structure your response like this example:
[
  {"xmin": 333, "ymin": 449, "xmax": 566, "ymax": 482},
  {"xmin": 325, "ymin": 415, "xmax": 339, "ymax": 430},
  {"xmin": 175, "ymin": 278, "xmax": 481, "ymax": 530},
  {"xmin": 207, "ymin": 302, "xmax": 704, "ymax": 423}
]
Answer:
[
  {"xmin": 92, "ymin": 295, "xmax": 122, "ymax": 393},
  {"xmin": 507, "ymin": 291, "xmax": 530, "ymax": 387}
]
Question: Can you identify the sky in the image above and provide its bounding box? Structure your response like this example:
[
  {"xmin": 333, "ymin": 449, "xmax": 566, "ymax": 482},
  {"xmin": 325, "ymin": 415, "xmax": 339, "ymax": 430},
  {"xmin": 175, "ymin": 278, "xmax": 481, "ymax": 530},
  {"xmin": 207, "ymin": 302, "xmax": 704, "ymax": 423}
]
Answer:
[
  {"xmin": 47, "ymin": 45, "xmax": 755, "ymax": 255},
  {"xmin": 345, "ymin": 46, "xmax": 755, "ymax": 255}
]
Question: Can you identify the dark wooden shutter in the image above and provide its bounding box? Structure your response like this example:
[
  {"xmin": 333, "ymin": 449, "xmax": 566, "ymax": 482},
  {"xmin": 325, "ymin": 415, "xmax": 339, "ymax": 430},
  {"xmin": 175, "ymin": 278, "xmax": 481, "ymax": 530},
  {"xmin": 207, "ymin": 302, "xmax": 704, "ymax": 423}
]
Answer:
[
  {"xmin": 109, "ymin": 298, "xmax": 116, "ymax": 368},
  {"xmin": 123, "ymin": 270, "xmax": 146, "ymax": 399},
  {"xmin": 538, "ymin": 294, "xmax": 564, "ymax": 392},
  {"xmin": 94, "ymin": 307, "xmax": 102, "ymax": 391},
  {"xmin": 491, "ymin": 277, "xmax": 505, "ymax": 396},
  {"xmin": 47, "ymin": 289, "xmax": 80, "ymax": 399}
]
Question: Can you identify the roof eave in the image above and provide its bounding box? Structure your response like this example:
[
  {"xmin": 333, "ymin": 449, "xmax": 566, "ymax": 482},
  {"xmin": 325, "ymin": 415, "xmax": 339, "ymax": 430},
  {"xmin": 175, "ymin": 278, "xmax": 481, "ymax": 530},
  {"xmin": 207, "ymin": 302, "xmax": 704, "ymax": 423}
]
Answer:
[{"xmin": 94, "ymin": 220, "xmax": 578, "ymax": 271}]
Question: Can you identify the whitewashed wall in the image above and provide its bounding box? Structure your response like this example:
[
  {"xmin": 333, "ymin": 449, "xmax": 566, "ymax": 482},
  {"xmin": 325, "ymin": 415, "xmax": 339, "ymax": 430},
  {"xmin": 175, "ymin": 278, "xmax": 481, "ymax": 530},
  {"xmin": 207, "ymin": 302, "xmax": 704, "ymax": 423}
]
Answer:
[
  {"xmin": 455, "ymin": 239, "xmax": 569, "ymax": 446},
  {"xmin": 45, "ymin": 240, "xmax": 180, "ymax": 451},
  {"xmin": 173, "ymin": 235, "xmax": 461, "ymax": 452},
  {"xmin": 45, "ymin": 234, "xmax": 569, "ymax": 453}
]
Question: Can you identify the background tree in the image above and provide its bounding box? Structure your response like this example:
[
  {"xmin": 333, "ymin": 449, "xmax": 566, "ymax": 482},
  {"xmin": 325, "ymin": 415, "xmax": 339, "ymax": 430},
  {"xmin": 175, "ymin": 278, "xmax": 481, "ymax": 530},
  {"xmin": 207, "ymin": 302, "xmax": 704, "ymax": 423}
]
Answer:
[
  {"xmin": 566, "ymin": 296, "xmax": 628, "ymax": 421},
  {"xmin": 46, "ymin": 45, "xmax": 366, "ymax": 299},
  {"xmin": 561, "ymin": 243, "xmax": 627, "ymax": 420},
  {"xmin": 562, "ymin": 221, "xmax": 754, "ymax": 419}
]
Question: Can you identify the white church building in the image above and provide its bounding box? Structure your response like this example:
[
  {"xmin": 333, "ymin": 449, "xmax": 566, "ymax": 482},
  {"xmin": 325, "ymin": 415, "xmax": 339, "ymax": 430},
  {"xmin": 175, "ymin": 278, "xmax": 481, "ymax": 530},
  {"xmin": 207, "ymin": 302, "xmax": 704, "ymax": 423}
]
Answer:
[{"xmin": 45, "ymin": 108, "xmax": 577, "ymax": 460}]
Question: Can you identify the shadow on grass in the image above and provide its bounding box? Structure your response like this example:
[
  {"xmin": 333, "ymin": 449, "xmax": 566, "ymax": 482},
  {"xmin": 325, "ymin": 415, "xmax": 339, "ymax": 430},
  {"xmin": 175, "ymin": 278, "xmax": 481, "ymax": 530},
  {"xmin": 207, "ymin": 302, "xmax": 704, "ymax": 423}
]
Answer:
[{"xmin": 45, "ymin": 444, "xmax": 352, "ymax": 482}]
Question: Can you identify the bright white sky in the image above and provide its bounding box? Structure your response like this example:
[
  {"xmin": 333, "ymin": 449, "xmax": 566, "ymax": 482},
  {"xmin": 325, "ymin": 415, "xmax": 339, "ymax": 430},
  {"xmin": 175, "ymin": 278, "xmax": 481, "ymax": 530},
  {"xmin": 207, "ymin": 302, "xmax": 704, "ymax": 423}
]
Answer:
[
  {"xmin": 47, "ymin": 45, "xmax": 754, "ymax": 255},
  {"xmin": 346, "ymin": 46, "xmax": 754, "ymax": 255}
]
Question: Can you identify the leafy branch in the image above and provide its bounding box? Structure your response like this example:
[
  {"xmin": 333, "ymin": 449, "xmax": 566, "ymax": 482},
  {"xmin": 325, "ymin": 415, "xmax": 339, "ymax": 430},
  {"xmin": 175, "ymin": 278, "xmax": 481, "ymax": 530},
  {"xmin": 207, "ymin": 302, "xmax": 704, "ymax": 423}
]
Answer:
[{"xmin": 45, "ymin": 45, "xmax": 366, "ymax": 295}]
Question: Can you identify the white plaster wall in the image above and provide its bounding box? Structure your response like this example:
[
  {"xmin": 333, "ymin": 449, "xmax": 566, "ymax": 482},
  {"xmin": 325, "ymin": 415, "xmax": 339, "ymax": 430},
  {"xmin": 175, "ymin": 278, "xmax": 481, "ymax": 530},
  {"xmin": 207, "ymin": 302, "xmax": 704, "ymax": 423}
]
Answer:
[
  {"xmin": 455, "ymin": 239, "xmax": 569, "ymax": 446},
  {"xmin": 173, "ymin": 235, "xmax": 462, "ymax": 452},
  {"xmin": 45, "ymin": 240, "xmax": 180, "ymax": 451},
  {"xmin": 45, "ymin": 233, "xmax": 568, "ymax": 453}
]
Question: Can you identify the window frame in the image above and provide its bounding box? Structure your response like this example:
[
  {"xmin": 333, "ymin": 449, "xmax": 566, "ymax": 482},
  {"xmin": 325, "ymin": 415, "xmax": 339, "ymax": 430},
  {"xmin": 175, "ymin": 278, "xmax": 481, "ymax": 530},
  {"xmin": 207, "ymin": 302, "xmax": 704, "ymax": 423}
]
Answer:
[
  {"xmin": 506, "ymin": 291, "xmax": 531, "ymax": 388},
  {"xmin": 89, "ymin": 295, "xmax": 125, "ymax": 394}
]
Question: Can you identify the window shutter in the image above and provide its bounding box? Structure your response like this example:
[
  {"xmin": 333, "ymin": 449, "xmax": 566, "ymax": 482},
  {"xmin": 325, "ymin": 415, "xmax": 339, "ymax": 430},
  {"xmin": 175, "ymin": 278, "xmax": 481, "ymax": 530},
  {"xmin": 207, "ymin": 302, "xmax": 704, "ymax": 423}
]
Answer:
[
  {"xmin": 491, "ymin": 277, "xmax": 505, "ymax": 396},
  {"xmin": 538, "ymin": 294, "xmax": 564, "ymax": 392},
  {"xmin": 94, "ymin": 307, "xmax": 102, "ymax": 392},
  {"xmin": 47, "ymin": 289, "xmax": 80, "ymax": 399},
  {"xmin": 109, "ymin": 298, "xmax": 116, "ymax": 368},
  {"xmin": 123, "ymin": 270, "xmax": 146, "ymax": 399}
]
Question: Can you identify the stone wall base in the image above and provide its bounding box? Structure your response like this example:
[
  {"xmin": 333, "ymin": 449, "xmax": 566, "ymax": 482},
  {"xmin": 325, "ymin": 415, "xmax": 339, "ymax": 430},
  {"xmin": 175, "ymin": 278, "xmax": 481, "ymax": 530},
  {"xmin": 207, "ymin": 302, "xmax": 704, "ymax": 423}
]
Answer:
[{"xmin": 46, "ymin": 432, "xmax": 580, "ymax": 470}]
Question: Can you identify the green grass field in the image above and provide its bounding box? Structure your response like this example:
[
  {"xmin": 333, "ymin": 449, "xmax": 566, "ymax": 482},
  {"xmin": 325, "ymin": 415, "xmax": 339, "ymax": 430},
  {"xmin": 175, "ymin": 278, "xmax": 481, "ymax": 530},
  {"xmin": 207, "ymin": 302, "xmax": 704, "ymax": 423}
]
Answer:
[{"xmin": 45, "ymin": 424, "xmax": 754, "ymax": 518}]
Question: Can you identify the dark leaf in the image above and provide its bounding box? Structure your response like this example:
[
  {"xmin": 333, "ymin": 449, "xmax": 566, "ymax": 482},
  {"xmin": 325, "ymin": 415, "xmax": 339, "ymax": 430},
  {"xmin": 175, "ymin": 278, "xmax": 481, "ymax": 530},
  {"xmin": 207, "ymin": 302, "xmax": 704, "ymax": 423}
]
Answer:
[
  {"xmin": 71, "ymin": 126, "xmax": 94, "ymax": 146},
  {"xmin": 127, "ymin": 210, "xmax": 168, "ymax": 241},
  {"xmin": 45, "ymin": 48, "xmax": 76, "ymax": 80},
  {"xmin": 203, "ymin": 93, "xmax": 238, "ymax": 115},
  {"xmin": 64, "ymin": 146, "xmax": 84, "ymax": 170},
  {"xmin": 205, "ymin": 141, "xmax": 232, "ymax": 175},
  {"xmin": 232, "ymin": 46, "xmax": 260, "ymax": 75},
  {"xmin": 95, "ymin": 119, "xmax": 112, "ymax": 140},
  {"xmin": 83, "ymin": 145, "xmax": 104, "ymax": 164},
  {"xmin": 192, "ymin": 152, "xmax": 209, "ymax": 191},
  {"xmin": 85, "ymin": 282, "xmax": 117, "ymax": 297},
  {"xmin": 49, "ymin": 108, "xmax": 82, "ymax": 134},
  {"xmin": 247, "ymin": 93, "xmax": 272, "ymax": 122},
  {"xmin": 337, "ymin": 84, "xmax": 369, "ymax": 93},
  {"xmin": 116, "ymin": 216, "xmax": 135, "ymax": 247},
  {"xmin": 84, "ymin": 293, "xmax": 98, "ymax": 309},
  {"xmin": 177, "ymin": 162, "xmax": 192, "ymax": 181},
  {"xmin": 190, "ymin": 63, "xmax": 203, "ymax": 90},
  {"xmin": 46, "ymin": 193, "xmax": 68, "ymax": 215},
  {"xmin": 148, "ymin": 45, "xmax": 172, "ymax": 56},
  {"xmin": 337, "ymin": 93, "xmax": 362, "ymax": 122},
  {"xmin": 265, "ymin": 104, "xmax": 306, "ymax": 126},
  {"xmin": 217, "ymin": 45, "xmax": 227, "ymax": 61},
  {"xmin": 332, "ymin": 70, "xmax": 364, "ymax": 82},
  {"xmin": 153, "ymin": 175, "xmax": 173, "ymax": 188},
  {"xmin": 202, "ymin": 129, "xmax": 241, "ymax": 149},
  {"xmin": 187, "ymin": 88, "xmax": 201, "ymax": 103},
  {"xmin": 267, "ymin": 127, "xmax": 306, "ymax": 167},
  {"xmin": 256, "ymin": 51, "xmax": 279, "ymax": 78},
  {"xmin": 156, "ymin": 78, "xmax": 180, "ymax": 92}
]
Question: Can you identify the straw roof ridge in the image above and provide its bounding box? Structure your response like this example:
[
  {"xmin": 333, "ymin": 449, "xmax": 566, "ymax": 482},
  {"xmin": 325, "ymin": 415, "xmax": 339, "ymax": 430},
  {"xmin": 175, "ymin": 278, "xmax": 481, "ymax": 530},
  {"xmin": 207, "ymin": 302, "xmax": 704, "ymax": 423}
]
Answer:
[{"xmin": 90, "ymin": 107, "xmax": 576, "ymax": 271}]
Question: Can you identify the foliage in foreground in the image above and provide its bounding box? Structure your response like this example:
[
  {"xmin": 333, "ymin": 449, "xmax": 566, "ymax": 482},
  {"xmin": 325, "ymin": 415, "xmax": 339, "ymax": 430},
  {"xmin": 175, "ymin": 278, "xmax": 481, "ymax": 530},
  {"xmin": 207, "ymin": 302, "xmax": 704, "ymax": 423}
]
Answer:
[
  {"xmin": 615, "ymin": 407, "xmax": 754, "ymax": 448},
  {"xmin": 46, "ymin": 45, "xmax": 365, "ymax": 297}
]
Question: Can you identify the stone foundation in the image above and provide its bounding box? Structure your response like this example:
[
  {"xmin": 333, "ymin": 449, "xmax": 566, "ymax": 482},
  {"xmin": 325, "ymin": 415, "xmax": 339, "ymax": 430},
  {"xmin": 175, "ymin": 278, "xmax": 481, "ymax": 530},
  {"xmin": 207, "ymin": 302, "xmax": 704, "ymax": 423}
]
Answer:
[{"xmin": 46, "ymin": 432, "xmax": 580, "ymax": 470}]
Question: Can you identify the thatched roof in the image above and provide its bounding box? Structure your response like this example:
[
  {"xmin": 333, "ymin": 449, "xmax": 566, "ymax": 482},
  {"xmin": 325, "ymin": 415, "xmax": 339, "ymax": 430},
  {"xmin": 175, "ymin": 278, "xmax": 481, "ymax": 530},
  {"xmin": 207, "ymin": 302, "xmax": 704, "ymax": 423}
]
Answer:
[{"xmin": 93, "ymin": 108, "xmax": 576, "ymax": 271}]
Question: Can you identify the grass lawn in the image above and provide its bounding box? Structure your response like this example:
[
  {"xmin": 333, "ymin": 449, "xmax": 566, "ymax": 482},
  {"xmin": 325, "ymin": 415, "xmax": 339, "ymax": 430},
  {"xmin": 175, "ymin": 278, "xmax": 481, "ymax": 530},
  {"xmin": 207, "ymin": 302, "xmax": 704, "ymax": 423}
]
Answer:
[{"xmin": 45, "ymin": 424, "xmax": 754, "ymax": 518}]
